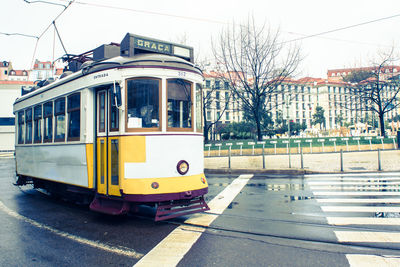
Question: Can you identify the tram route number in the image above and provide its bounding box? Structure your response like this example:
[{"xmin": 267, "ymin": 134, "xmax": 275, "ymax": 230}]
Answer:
[{"xmin": 178, "ymin": 71, "xmax": 186, "ymax": 77}]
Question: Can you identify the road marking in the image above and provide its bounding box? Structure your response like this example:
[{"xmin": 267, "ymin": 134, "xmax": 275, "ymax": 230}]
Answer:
[
  {"xmin": 0, "ymin": 200, "xmax": 143, "ymax": 259},
  {"xmin": 321, "ymin": 206, "xmax": 400, "ymax": 213},
  {"xmin": 305, "ymin": 172, "xmax": 400, "ymax": 178},
  {"xmin": 327, "ymin": 217, "xmax": 400, "ymax": 225},
  {"xmin": 309, "ymin": 181, "xmax": 400, "ymax": 185},
  {"xmin": 335, "ymin": 231, "xmax": 400, "ymax": 243},
  {"xmin": 133, "ymin": 174, "xmax": 254, "ymax": 267},
  {"xmin": 311, "ymin": 186, "xmax": 400, "ymax": 190},
  {"xmin": 317, "ymin": 198, "xmax": 400, "ymax": 203},
  {"xmin": 307, "ymin": 177, "xmax": 400, "ymax": 181},
  {"xmin": 346, "ymin": 254, "xmax": 400, "ymax": 267},
  {"xmin": 313, "ymin": 191, "xmax": 400, "ymax": 196}
]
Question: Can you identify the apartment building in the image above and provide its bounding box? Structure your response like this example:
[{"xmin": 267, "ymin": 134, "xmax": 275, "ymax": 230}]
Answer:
[{"xmin": 204, "ymin": 72, "xmax": 399, "ymax": 134}]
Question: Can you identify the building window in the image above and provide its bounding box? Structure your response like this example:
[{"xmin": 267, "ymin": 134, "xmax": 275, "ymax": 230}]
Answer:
[
  {"xmin": 167, "ymin": 79, "xmax": 193, "ymax": 130},
  {"xmin": 224, "ymin": 81, "xmax": 229, "ymax": 90},
  {"xmin": 43, "ymin": 101, "xmax": 53, "ymax": 142},
  {"xmin": 216, "ymin": 91, "xmax": 220, "ymax": 99},
  {"xmin": 67, "ymin": 93, "xmax": 80, "ymax": 141},
  {"xmin": 226, "ymin": 112, "xmax": 230, "ymax": 121},
  {"xmin": 25, "ymin": 108, "xmax": 33, "ymax": 144},
  {"xmin": 126, "ymin": 78, "xmax": 160, "ymax": 130},
  {"xmin": 205, "ymin": 80, "xmax": 210, "ymax": 88},
  {"xmin": 215, "ymin": 80, "xmax": 220, "ymax": 89},
  {"xmin": 18, "ymin": 111, "xmax": 25, "ymax": 144},
  {"xmin": 33, "ymin": 105, "xmax": 42, "ymax": 143},
  {"xmin": 54, "ymin": 97, "xmax": 66, "ymax": 142}
]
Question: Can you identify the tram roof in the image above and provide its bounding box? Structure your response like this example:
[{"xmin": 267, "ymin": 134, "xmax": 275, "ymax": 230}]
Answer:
[{"xmin": 14, "ymin": 53, "xmax": 203, "ymax": 105}]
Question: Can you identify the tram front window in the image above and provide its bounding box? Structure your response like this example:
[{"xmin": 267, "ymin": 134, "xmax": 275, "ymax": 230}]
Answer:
[
  {"xmin": 167, "ymin": 79, "xmax": 192, "ymax": 130},
  {"xmin": 126, "ymin": 78, "xmax": 160, "ymax": 130}
]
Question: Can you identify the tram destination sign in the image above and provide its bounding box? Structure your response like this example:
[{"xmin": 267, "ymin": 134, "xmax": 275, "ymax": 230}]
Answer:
[
  {"xmin": 121, "ymin": 33, "xmax": 194, "ymax": 62},
  {"xmin": 134, "ymin": 38, "xmax": 172, "ymax": 55}
]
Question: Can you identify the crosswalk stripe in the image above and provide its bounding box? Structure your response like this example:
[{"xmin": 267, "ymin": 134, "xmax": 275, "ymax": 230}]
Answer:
[
  {"xmin": 321, "ymin": 206, "xmax": 400, "ymax": 213},
  {"xmin": 311, "ymin": 186, "xmax": 400, "ymax": 190},
  {"xmin": 317, "ymin": 198, "xmax": 400, "ymax": 203},
  {"xmin": 327, "ymin": 217, "xmax": 400, "ymax": 225},
  {"xmin": 309, "ymin": 174, "xmax": 400, "ymax": 266},
  {"xmin": 309, "ymin": 181, "xmax": 400, "ymax": 185},
  {"xmin": 306, "ymin": 177, "xmax": 400, "ymax": 181},
  {"xmin": 305, "ymin": 172, "xmax": 400, "ymax": 178},
  {"xmin": 346, "ymin": 254, "xmax": 400, "ymax": 267},
  {"xmin": 335, "ymin": 231, "xmax": 400, "ymax": 243},
  {"xmin": 313, "ymin": 191, "xmax": 400, "ymax": 196}
]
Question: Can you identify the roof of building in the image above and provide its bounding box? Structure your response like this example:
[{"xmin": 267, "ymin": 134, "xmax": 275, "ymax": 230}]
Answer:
[
  {"xmin": 0, "ymin": 80, "xmax": 33, "ymax": 85},
  {"xmin": 9, "ymin": 70, "xmax": 29, "ymax": 76}
]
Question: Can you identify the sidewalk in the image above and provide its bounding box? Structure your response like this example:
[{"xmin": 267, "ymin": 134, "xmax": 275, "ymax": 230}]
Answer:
[{"xmin": 204, "ymin": 149, "xmax": 400, "ymax": 174}]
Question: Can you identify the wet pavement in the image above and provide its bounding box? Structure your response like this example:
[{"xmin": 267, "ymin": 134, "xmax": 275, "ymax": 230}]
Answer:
[{"xmin": 1, "ymin": 156, "xmax": 400, "ymax": 266}]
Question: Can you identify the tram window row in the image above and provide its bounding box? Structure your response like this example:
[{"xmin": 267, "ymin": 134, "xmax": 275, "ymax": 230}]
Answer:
[{"xmin": 17, "ymin": 92, "xmax": 81, "ymax": 144}]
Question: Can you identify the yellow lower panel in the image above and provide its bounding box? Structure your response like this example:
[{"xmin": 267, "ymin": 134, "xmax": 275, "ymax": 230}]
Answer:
[
  {"xmin": 122, "ymin": 173, "xmax": 208, "ymax": 195},
  {"xmin": 86, "ymin": 143, "xmax": 94, "ymax": 189}
]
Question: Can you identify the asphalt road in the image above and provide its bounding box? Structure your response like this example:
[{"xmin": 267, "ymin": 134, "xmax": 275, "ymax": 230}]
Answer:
[{"xmin": 1, "ymin": 157, "xmax": 400, "ymax": 266}]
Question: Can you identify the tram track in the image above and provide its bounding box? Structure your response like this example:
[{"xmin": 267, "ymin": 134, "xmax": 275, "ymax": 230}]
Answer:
[{"xmin": 14, "ymin": 186, "xmax": 400, "ymax": 254}]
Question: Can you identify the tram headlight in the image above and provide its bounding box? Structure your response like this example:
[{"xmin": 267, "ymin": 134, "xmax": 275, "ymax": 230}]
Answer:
[{"xmin": 177, "ymin": 160, "xmax": 189, "ymax": 175}]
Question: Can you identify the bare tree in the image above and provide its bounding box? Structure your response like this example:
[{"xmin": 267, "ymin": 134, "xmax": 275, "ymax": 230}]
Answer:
[
  {"xmin": 346, "ymin": 49, "xmax": 400, "ymax": 137},
  {"xmin": 212, "ymin": 17, "xmax": 302, "ymax": 140}
]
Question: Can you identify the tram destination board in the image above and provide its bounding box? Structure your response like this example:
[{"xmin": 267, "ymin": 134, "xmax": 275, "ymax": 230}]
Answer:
[{"xmin": 120, "ymin": 33, "xmax": 194, "ymax": 62}]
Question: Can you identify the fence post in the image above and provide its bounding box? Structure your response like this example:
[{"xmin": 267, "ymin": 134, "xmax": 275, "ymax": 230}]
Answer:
[
  {"xmin": 378, "ymin": 148, "xmax": 382, "ymax": 171},
  {"xmin": 228, "ymin": 145, "xmax": 231, "ymax": 169},
  {"xmin": 237, "ymin": 142, "xmax": 243, "ymax": 156},
  {"xmin": 300, "ymin": 147, "xmax": 304, "ymax": 169},
  {"xmin": 340, "ymin": 149, "xmax": 343, "ymax": 172},
  {"xmin": 258, "ymin": 141, "xmax": 266, "ymax": 169},
  {"xmin": 329, "ymin": 138, "xmax": 336, "ymax": 152}
]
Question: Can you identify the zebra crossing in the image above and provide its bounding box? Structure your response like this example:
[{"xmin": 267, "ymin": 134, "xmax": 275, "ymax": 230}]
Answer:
[{"xmin": 306, "ymin": 172, "xmax": 400, "ymax": 266}]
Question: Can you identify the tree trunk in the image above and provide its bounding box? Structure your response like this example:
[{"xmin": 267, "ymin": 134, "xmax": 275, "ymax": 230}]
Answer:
[
  {"xmin": 378, "ymin": 112, "xmax": 386, "ymax": 137},
  {"xmin": 256, "ymin": 119, "xmax": 262, "ymax": 141},
  {"xmin": 203, "ymin": 105, "xmax": 209, "ymax": 142}
]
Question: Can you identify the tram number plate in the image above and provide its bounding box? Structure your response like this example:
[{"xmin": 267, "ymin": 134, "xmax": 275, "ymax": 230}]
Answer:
[{"xmin": 178, "ymin": 71, "xmax": 186, "ymax": 77}]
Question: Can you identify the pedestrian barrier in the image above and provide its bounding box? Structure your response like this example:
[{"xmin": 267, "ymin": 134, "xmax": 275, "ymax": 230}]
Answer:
[{"xmin": 204, "ymin": 136, "xmax": 397, "ymax": 157}]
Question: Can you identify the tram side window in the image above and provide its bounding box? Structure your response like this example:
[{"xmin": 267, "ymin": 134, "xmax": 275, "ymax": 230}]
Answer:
[
  {"xmin": 110, "ymin": 91, "xmax": 119, "ymax": 132},
  {"xmin": 167, "ymin": 79, "xmax": 193, "ymax": 130},
  {"xmin": 67, "ymin": 93, "xmax": 80, "ymax": 141},
  {"xmin": 54, "ymin": 97, "xmax": 66, "ymax": 142},
  {"xmin": 126, "ymin": 78, "xmax": 160, "ymax": 130},
  {"xmin": 17, "ymin": 111, "xmax": 25, "ymax": 144},
  {"xmin": 34, "ymin": 105, "xmax": 42, "ymax": 143},
  {"xmin": 43, "ymin": 101, "xmax": 53, "ymax": 142},
  {"xmin": 195, "ymin": 83, "xmax": 203, "ymax": 133},
  {"xmin": 25, "ymin": 108, "xmax": 33, "ymax": 143}
]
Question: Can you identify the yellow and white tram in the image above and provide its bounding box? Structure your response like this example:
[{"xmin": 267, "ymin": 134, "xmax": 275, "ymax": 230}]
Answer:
[{"xmin": 13, "ymin": 33, "xmax": 209, "ymax": 221}]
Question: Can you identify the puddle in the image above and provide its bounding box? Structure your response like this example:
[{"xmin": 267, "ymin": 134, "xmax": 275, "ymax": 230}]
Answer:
[{"xmin": 284, "ymin": 195, "xmax": 314, "ymax": 202}]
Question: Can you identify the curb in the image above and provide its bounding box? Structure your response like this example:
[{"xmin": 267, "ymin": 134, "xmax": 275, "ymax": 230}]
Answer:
[{"xmin": 204, "ymin": 168, "xmax": 400, "ymax": 175}]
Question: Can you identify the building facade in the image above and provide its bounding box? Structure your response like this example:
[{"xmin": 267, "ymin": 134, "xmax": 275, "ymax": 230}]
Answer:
[{"xmin": 204, "ymin": 72, "xmax": 400, "ymax": 138}]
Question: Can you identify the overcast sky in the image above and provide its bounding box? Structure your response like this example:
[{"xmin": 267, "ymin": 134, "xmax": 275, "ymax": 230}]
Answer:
[{"xmin": 1, "ymin": 0, "xmax": 400, "ymax": 78}]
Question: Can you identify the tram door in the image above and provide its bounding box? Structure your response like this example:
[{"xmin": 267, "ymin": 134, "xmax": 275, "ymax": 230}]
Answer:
[{"xmin": 96, "ymin": 88, "xmax": 120, "ymax": 197}]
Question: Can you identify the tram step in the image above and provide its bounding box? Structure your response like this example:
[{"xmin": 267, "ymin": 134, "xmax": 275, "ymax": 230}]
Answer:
[
  {"xmin": 155, "ymin": 196, "xmax": 210, "ymax": 221},
  {"xmin": 89, "ymin": 196, "xmax": 129, "ymax": 215}
]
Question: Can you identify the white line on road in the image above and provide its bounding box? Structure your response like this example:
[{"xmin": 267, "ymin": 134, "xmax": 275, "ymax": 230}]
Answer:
[
  {"xmin": 321, "ymin": 206, "xmax": 400, "ymax": 213},
  {"xmin": 313, "ymin": 191, "xmax": 400, "ymax": 196},
  {"xmin": 307, "ymin": 177, "xmax": 400, "ymax": 181},
  {"xmin": 327, "ymin": 217, "xmax": 400, "ymax": 225},
  {"xmin": 317, "ymin": 198, "xmax": 400, "ymax": 203},
  {"xmin": 0, "ymin": 200, "xmax": 143, "ymax": 258},
  {"xmin": 335, "ymin": 231, "xmax": 400, "ymax": 243},
  {"xmin": 311, "ymin": 186, "xmax": 400, "ymax": 190},
  {"xmin": 346, "ymin": 254, "xmax": 400, "ymax": 267},
  {"xmin": 305, "ymin": 173, "xmax": 400, "ymax": 178},
  {"xmin": 133, "ymin": 174, "xmax": 254, "ymax": 267},
  {"xmin": 309, "ymin": 181, "xmax": 400, "ymax": 185}
]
